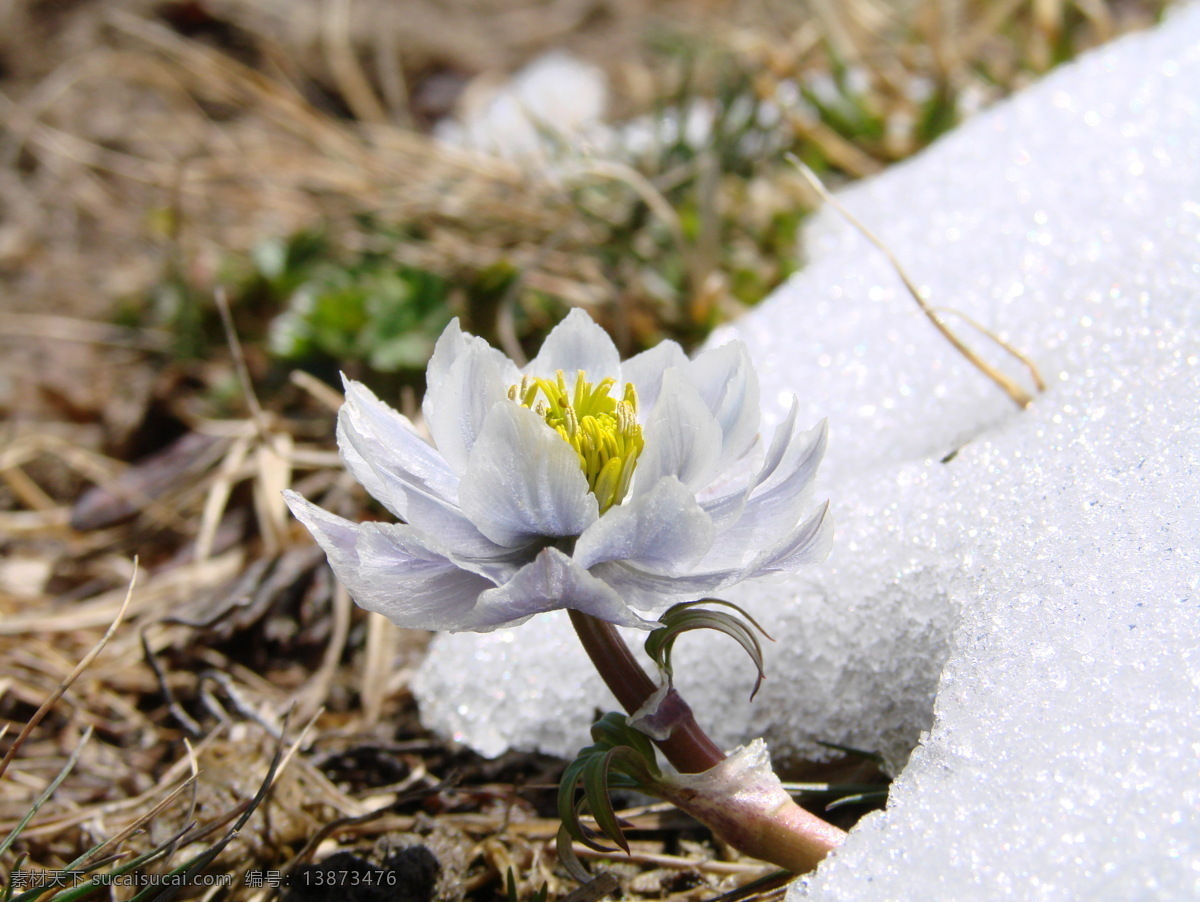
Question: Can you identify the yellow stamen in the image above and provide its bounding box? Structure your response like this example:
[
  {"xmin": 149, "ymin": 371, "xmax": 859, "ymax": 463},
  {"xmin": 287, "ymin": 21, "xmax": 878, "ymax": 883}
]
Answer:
[{"xmin": 512, "ymin": 369, "xmax": 644, "ymax": 513}]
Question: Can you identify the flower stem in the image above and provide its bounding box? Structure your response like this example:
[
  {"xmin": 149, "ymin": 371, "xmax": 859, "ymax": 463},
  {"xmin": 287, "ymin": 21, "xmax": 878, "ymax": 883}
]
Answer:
[
  {"xmin": 567, "ymin": 610, "xmax": 846, "ymax": 872},
  {"xmin": 568, "ymin": 610, "xmax": 724, "ymax": 774}
]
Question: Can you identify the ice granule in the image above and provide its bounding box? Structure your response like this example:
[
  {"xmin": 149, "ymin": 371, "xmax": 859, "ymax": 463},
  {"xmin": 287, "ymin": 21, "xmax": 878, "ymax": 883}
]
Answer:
[{"xmin": 415, "ymin": 5, "xmax": 1200, "ymax": 897}]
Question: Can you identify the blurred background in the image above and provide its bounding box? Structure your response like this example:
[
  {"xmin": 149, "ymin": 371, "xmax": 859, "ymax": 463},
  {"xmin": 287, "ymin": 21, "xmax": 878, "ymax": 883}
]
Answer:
[{"xmin": 1, "ymin": 0, "xmax": 1170, "ymax": 431}]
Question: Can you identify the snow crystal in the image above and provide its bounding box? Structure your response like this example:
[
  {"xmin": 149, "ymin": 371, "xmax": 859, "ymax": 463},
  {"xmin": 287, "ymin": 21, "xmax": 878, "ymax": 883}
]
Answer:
[{"xmin": 415, "ymin": 6, "xmax": 1200, "ymax": 897}]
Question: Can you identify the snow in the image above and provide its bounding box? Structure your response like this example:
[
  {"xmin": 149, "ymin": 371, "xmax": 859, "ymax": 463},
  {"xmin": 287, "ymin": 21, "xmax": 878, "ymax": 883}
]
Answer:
[{"xmin": 415, "ymin": 6, "xmax": 1200, "ymax": 898}]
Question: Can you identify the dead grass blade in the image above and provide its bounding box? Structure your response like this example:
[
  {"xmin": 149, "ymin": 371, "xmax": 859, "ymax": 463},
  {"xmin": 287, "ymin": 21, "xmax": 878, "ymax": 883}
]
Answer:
[
  {"xmin": 791, "ymin": 157, "xmax": 1043, "ymax": 408},
  {"xmin": 0, "ymin": 313, "xmax": 170, "ymax": 352},
  {"xmin": 294, "ymin": 584, "xmax": 352, "ymax": 723},
  {"xmin": 195, "ymin": 436, "xmax": 251, "ymax": 566},
  {"xmin": 0, "ymin": 562, "xmax": 136, "ymax": 781},
  {"xmin": 0, "ymin": 727, "xmax": 94, "ymax": 860},
  {"xmin": 0, "ymin": 550, "xmax": 243, "ymax": 635},
  {"xmin": 323, "ymin": 0, "xmax": 388, "ymax": 125},
  {"xmin": 358, "ymin": 609, "xmax": 393, "ymax": 727},
  {"xmin": 289, "ymin": 370, "xmax": 345, "ymax": 413}
]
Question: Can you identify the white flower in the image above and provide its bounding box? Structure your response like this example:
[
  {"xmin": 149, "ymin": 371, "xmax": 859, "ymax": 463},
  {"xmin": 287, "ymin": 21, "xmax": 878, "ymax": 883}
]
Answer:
[{"xmin": 284, "ymin": 309, "xmax": 831, "ymax": 632}]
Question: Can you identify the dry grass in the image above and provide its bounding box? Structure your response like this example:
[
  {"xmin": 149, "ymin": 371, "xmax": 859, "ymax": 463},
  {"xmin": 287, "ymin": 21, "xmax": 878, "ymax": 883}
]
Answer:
[
  {"xmin": 0, "ymin": 389, "xmax": 792, "ymax": 899},
  {"xmin": 0, "ymin": 0, "xmax": 1174, "ymax": 898}
]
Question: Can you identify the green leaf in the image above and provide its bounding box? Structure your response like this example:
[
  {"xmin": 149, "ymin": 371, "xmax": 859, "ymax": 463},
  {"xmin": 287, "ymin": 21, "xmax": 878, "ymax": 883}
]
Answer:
[
  {"xmin": 557, "ymin": 755, "xmax": 593, "ymax": 842},
  {"xmin": 556, "ymin": 711, "xmax": 668, "ymax": 881},
  {"xmin": 589, "ymin": 713, "xmax": 660, "ymax": 777},
  {"xmin": 644, "ymin": 599, "xmax": 772, "ymax": 699},
  {"xmin": 556, "ymin": 824, "xmax": 592, "ymax": 884},
  {"xmin": 582, "ymin": 750, "xmax": 630, "ymax": 853}
]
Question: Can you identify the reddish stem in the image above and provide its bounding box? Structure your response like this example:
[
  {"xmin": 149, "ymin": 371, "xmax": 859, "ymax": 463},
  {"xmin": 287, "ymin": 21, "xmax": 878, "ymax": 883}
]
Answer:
[
  {"xmin": 568, "ymin": 610, "xmax": 724, "ymax": 773},
  {"xmin": 568, "ymin": 609, "xmax": 845, "ymax": 873}
]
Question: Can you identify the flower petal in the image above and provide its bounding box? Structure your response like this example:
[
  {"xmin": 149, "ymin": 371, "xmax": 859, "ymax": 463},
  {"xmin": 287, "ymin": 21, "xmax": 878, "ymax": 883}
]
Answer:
[
  {"xmin": 458, "ymin": 401, "xmax": 599, "ymax": 546},
  {"xmin": 422, "ymin": 320, "xmax": 520, "ymax": 472},
  {"xmin": 337, "ymin": 419, "xmax": 525, "ymax": 562},
  {"xmin": 632, "ymin": 368, "xmax": 723, "ymax": 494},
  {"xmin": 590, "ymin": 502, "xmax": 831, "ymax": 611},
  {"xmin": 455, "ymin": 547, "xmax": 657, "ymax": 631},
  {"xmin": 693, "ymin": 400, "xmax": 810, "ymax": 546},
  {"xmin": 424, "ymin": 318, "xmax": 470, "ymax": 397},
  {"xmin": 590, "ymin": 559, "xmax": 735, "ymax": 611},
  {"xmin": 333, "ymin": 382, "xmax": 527, "ymax": 562},
  {"xmin": 401, "ymin": 490, "xmax": 535, "ymax": 572},
  {"xmin": 752, "ymin": 396, "xmax": 801, "ymax": 486},
  {"xmin": 284, "ymin": 491, "xmax": 494, "ymax": 631},
  {"xmin": 339, "ymin": 377, "xmax": 458, "ymax": 505},
  {"xmin": 697, "ymin": 481, "xmax": 753, "ymax": 534},
  {"xmin": 748, "ymin": 500, "xmax": 833, "ymax": 572},
  {"xmin": 573, "ymin": 476, "xmax": 714, "ymax": 573},
  {"xmin": 524, "ymin": 308, "xmax": 621, "ymax": 382},
  {"xmin": 696, "ymin": 417, "xmax": 828, "ymax": 571},
  {"xmin": 621, "ymin": 339, "xmax": 688, "ymax": 415},
  {"xmin": 685, "ymin": 341, "xmax": 761, "ymax": 471}
]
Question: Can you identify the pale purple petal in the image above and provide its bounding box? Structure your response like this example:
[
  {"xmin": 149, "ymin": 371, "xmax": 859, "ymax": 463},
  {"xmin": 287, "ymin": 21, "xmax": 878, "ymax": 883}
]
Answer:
[
  {"xmin": 620, "ymin": 340, "xmax": 688, "ymax": 416},
  {"xmin": 338, "ymin": 377, "xmax": 458, "ymax": 502},
  {"xmin": 283, "ymin": 490, "xmax": 360, "ymax": 557},
  {"xmin": 524, "ymin": 308, "xmax": 621, "ymax": 382},
  {"xmin": 422, "ymin": 323, "xmax": 520, "ymax": 472},
  {"xmin": 458, "ymin": 402, "xmax": 598, "ymax": 546},
  {"xmin": 397, "ymin": 491, "xmax": 534, "ymax": 572},
  {"xmin": 589, "ymin": 559, "xmax": 736, "ymax": 610},
  {"xmin": 337, "ymin": 421, "xmax": 404, "ymax": 517},
  {"xmin": 573, "ymin": 476, "xmax": 714, "ymax": 574},
  {"xmin": 691, "ymin": 397, "xmax": 802, "ymax": 532},
  {"xmin": 455, "ymin": 547, "xmax": 656, "ymax": 631},
  {"xmin": 284, "ymin": 491, "xmax": 494, "ymax": 631},
  {"xmin": 696, "ymin": 482, "xmax": 753, "ymax": 534},
  {"xmin": 696, "ymin": 418, "xmax": 828, "ymax": 570},
  {"xmin": 749, "ymin": 501, "xmax": 833, "ymax": 572},
  {"xmin": 685, "ymin": 341, "xmax": 761, "ymax": 470},
  {"xmin": 757, "ymin": 408, "xmax": 824, "ymax": 494},
  {"xmin": 632, "ymin": 369, "xmax": 723, "ymax": 495},
  {"xmin": 730, "ymin": 417, "xmax": 826, "ymax": 539},
  {"xmin": 694, "ymin": 433, "xmax": 767, "ymax": 534},
  {"xmin": 423, "ymin": 318, "xmax": 470, "ymax": 398},
  {"xmin": 591, "ymin": 502, "xmax": 831, "ymax": 611},
  {"xmin": 336, "ymin": 417, "xmax": 525, "ymax": 563},
  {"xmin": 333, "ymin": 381, "xmax": 526, "ymax": 561}
]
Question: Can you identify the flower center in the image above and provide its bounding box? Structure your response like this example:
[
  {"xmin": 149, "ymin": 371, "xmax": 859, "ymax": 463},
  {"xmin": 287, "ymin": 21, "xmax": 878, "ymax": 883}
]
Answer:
[{"xmin": 509, "ymin": 369, "xmax": 644, "ymax": 514}]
